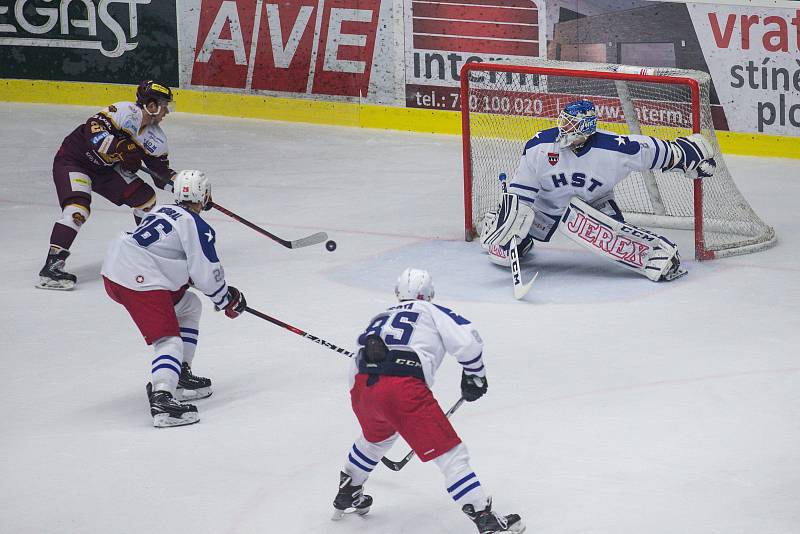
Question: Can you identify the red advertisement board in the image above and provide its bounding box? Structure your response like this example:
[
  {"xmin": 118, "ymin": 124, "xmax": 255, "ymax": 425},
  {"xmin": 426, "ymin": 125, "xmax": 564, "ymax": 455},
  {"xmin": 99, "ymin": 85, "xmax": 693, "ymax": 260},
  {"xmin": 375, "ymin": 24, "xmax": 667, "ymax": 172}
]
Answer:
[{"xmin": 191, "ymin": 0, "xmax": 381, "ymax": 97}]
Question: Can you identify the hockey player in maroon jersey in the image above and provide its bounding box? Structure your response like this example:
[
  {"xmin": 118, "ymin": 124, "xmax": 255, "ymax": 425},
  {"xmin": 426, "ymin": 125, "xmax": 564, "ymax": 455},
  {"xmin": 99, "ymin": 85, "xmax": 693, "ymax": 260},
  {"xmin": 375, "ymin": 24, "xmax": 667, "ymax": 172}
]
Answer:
[
  {"xmin": 101, "ymin": 170, "xmax": 246, "ymax": 427},
  {"xmin": 37, "ymin": 80, "xmax": 178, "ymax": 290},
  {"xmin": 331, "ymin": 268, "xmax": 525, "ymax": 533}
]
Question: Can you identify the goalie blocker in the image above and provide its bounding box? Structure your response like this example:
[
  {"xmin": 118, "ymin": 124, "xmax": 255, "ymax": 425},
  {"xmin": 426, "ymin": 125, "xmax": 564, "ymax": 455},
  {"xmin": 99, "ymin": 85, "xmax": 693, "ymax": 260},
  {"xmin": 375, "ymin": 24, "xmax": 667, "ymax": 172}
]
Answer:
[{"xmin": 560, "ymin": 197, "xmax": 686, "ymax": 282}]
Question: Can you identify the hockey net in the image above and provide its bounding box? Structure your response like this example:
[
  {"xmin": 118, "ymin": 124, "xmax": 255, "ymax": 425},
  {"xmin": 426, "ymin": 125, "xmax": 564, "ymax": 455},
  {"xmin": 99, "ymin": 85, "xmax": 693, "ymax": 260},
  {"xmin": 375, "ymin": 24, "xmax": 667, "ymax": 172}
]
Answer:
[{"xmin": 461, "ymin": 60, "xmax": 776, "ymax": 259}]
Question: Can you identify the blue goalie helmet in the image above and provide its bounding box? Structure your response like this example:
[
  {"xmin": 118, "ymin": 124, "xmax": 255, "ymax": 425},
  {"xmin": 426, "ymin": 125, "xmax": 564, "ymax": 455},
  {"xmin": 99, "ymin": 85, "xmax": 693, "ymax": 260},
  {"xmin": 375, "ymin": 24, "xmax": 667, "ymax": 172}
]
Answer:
[{"xmin": 556, "ymin": 99, "xmax": 597, "ymax": 148}]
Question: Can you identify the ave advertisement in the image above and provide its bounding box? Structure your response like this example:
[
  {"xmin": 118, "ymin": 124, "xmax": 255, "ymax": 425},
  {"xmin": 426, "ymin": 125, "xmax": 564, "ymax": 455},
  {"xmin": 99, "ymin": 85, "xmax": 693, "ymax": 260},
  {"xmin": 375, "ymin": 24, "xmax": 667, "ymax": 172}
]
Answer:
[{"xmin": 179, "ymin": 0, "xmax": 398, "ymax": 101}]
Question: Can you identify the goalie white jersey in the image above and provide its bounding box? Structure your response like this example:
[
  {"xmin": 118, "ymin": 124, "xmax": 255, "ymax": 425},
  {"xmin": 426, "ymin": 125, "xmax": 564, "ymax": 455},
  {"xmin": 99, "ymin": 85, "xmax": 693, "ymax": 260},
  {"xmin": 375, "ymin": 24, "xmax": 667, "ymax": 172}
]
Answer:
[
  {"xmin": 101, "ymin": 204, "xmax": 230, "ymax": 308},
  {"xmin": 349, "ymin": 300, "xmax": 485, "ymax": 389},
  {"xmin": 510, "ymin": 127, "xmax": 673, "ymax": 240}
]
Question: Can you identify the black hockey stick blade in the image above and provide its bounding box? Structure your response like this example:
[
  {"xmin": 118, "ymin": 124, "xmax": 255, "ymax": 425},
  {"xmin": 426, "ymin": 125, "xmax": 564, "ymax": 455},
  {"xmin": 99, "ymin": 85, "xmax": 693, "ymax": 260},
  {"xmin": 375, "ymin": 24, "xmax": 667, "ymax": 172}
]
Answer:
[
  {"xmin": 381, "ymin": 450, "xmax": 415, "ymax": 471},
  {"xmin": 380, "ymin": 397, "xmax": 465, "ymax": 471}
]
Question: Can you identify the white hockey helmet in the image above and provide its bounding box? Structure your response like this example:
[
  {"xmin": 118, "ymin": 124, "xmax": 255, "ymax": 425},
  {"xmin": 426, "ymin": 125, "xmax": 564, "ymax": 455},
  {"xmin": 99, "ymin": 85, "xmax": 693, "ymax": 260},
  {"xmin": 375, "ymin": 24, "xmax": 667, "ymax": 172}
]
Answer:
[
  {"xmin": 395, "ymin": 268, "xmax": 434, "ymax": 302},
  {"xmin": 173, "ymin": 170, "xmax": 210, "ymax": 206}
]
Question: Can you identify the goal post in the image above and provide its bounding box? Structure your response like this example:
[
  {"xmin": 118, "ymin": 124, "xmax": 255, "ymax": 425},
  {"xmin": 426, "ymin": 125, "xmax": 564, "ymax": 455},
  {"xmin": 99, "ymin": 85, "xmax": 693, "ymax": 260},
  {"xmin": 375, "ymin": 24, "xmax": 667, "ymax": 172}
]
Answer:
[{"xmin": 461, "ymin": 60, "xmax": 776, "ymax": 260}]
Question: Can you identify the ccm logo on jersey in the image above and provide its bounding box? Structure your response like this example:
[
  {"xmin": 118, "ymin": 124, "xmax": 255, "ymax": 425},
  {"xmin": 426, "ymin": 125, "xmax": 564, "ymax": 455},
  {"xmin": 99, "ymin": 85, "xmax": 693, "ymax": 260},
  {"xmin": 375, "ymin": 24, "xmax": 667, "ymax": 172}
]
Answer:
[
  {"xmin": 396, "ymin": 358, "xmax": 422, "ymax": 367},
  {"xmin": 566, "ymin": 212, "xmax": 650, "ymax": 267}
]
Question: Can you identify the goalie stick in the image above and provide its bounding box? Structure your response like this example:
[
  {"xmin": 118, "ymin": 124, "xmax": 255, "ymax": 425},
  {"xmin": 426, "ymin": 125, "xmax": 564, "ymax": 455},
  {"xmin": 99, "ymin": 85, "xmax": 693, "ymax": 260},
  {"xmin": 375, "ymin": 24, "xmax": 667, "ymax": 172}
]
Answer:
[
  {"xmin": 499, "ymin": 175, "xmax": 538, "ymax": 300},
  {"xmin": 139, "ymin": 166, "xmax": 328, "ymax": 249},
  {"xmin": 380, "ymin": 397, "xmax": 466, "ymax": 471},
  {"xmin": 245, "ymin": 306, "xmax": 354, "ymax": 358}
]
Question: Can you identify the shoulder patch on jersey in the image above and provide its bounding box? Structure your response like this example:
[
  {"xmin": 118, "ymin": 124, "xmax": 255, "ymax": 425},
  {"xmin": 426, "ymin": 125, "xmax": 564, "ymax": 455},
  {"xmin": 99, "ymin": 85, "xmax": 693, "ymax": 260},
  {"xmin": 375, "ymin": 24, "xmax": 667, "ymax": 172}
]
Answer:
[
  {"xmin": 523, "ymin": 127, "xmax": 559, "ymax": 154},
  {"xmin": 433, "ymin": 304, "xmax": 471, "ymax": 325},
  {"xmin": 583, "ymin": 131, "xmax": 642, "ymax": 156},
  {"xmin": 185, "ymin": 208, "xmax": 220, "ymax": 263}
]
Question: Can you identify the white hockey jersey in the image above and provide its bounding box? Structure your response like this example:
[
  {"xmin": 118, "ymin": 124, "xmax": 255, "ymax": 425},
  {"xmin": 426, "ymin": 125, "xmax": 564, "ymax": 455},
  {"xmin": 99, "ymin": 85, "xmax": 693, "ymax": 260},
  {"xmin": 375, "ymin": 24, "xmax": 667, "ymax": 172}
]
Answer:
[
  {"xmin": 349, "ymin": 300, "xmax": 485, "ymax": 389},
  {"xmin": 509, "ymin": 127, "xmax": 674, "ymax": 241},
  {"xmin": 101, "ymin": 204, "xmax": 231, "ymax": 309}
]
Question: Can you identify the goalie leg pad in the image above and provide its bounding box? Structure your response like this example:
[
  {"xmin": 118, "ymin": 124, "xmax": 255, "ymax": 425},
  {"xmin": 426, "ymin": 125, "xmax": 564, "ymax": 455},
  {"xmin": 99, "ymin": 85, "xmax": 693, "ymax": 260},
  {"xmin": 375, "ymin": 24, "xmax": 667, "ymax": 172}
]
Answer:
[
  {"xmin": 479, "ymin": 193, "xmax": 535, "ymax": 248},
  {"xmin": 559, "ymin": 197, "xmax": 686, "ymax": 282}
]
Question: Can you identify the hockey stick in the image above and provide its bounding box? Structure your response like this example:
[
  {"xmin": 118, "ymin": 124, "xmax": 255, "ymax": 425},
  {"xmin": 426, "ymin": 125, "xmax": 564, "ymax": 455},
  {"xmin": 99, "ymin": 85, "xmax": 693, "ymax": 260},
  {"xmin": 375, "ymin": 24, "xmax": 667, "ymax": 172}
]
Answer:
[
  {"xmin": 380, "ymin": 397, "xmax": 466, "ymax": 471},
  {"xmin": 244, "ymin": 306, "xmax": 354, "ymax": 358},
  {"xmin": 499, "ymin": 174, "xmax": 537, "ymax": 300},
  {"xmin": 139, "ymin": 166, "xmax": 328, "ymax": 249},
  {"xmin": 210, "ymin": 203, "xmax": 328, "ymax": 249}
]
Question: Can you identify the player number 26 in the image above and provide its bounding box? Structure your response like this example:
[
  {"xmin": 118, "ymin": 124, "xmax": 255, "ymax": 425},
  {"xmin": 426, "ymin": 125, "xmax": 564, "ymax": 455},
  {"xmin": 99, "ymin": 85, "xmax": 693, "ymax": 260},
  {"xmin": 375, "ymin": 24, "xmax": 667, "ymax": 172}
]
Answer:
[{"xmin": 132, "ymin": 217, "xmax": 174, "ymax": 247}]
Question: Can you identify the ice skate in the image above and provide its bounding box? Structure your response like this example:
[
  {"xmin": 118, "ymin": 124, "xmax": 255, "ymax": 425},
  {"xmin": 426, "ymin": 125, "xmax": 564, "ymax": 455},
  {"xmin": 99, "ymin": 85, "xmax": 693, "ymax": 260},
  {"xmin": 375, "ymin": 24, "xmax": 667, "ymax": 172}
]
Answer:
[
  {"xmin": 176, "ymin": 362, "xmax": 212, "ymax": 401},
  {"xmin": 36, "ymin": 248, "xmax": 77, "ymax": 290},
  {"xmin": 331, "ymin": 471, "xmax": 372, "ymax": 520},
  {"xmin": 147, "ymin": 382, "xmax": 199, "ymax": 428},
  {"xmin": 659, "ymin": 252, "xmax": 687, "ymax": 282},
  {"xmin": 463, "ymin": 498, "xmax": 525, "ymax": 534}
]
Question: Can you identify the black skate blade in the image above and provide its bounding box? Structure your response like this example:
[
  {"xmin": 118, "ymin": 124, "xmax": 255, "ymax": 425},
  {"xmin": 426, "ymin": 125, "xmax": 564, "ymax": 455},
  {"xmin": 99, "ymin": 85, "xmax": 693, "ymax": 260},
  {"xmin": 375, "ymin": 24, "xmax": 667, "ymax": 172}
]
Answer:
[
  {"xmin": 176, "ymin": 387, "xmax": 213, "ymax": 401},
  {"xmin": 153, "ymin": 413, "xmax": 200, "ymax": 428}
]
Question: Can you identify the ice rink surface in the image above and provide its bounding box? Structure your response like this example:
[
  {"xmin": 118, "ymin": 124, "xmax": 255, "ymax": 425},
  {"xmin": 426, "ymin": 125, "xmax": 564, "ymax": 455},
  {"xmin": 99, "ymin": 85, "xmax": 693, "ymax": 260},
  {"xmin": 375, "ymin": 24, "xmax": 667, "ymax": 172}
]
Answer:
[{"xmin": 1, "ymin": 103, "xmax": 798, "ymax": 534}]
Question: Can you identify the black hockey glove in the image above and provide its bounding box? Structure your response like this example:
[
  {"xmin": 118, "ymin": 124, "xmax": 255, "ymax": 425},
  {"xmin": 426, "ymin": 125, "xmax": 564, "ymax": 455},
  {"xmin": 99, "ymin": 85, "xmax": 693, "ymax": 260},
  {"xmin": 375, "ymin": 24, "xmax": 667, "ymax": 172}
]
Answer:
[
  {"xmin": 461, "ymin": 371, "xmax": 488, "ymax": 402},
  {"xmin": 220, "ymin": 286, "xmax": 246, "ymax": 319}
]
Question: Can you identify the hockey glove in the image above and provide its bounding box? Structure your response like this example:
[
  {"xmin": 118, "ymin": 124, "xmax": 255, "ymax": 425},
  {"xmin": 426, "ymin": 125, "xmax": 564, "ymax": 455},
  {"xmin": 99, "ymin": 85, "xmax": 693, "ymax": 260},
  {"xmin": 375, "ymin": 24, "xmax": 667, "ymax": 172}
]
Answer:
[
  {"xmin": 221, "ymin": 286, "xmax": 246, "ymax": 319},
  {"xmin": 668, "ymin": 133, "xmax": 714, "ymax": 172},
  {"xmin": 110, "ymin": 138, "xmax": 144, "ymax": 173},
  {"xmin": 461, "ymin": 371, "xmax": 488, "ymax": 402},
  {"xmin": 696, "ymin": 158, "xmax": 716, "ymax": 179}
]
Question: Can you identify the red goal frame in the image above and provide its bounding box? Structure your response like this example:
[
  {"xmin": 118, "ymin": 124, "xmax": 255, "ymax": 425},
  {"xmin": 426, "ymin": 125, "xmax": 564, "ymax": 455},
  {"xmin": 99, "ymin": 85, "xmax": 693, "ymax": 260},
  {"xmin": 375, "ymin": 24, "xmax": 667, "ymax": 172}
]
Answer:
[{"xmin": 460, "ymin": 63, "xmax": 712, "ymax": 260}]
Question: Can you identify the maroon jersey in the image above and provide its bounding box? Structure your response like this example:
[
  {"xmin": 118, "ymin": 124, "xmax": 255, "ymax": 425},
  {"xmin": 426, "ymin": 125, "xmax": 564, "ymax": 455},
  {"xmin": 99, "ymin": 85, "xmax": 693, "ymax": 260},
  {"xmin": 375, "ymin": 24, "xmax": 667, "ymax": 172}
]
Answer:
[{"xmin": 58, "ymin": 101, "xmax": 175, "ymax": 185}]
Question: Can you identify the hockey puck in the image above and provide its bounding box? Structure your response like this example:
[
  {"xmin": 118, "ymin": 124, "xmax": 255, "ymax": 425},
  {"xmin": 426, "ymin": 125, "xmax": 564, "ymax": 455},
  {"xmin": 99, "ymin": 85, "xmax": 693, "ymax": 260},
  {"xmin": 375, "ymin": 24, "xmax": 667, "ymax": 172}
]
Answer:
[{"xmin": 326, "ymin": 240, "xmax": 337, "ymax": 252}]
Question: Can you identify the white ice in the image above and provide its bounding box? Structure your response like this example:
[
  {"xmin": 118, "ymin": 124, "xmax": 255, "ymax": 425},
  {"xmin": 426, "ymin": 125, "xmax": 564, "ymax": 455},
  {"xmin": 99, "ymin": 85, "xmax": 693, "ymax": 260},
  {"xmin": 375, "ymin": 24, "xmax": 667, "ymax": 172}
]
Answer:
[{"xmin": 1, "ymin": 103, "xmax": 798, "ymax": 534}]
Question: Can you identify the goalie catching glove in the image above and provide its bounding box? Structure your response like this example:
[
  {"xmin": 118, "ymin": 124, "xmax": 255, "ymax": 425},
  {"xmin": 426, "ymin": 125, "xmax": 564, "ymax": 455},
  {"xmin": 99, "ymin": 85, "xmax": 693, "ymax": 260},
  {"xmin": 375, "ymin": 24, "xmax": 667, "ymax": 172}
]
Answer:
[
  {"xmin": 480, "ymin": 192, "xmax": 535, "ymax": 248},
  {"xmin": 667, "ymin": 133, "xmax": 716, "ymax": 177}
]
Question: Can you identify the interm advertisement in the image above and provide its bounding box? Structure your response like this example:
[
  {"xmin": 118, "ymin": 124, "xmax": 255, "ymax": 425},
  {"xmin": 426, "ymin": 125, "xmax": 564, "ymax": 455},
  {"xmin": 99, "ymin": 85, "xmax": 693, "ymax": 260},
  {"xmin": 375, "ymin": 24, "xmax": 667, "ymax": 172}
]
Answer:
[
  {"xmin": 403, "ymin": 0, "xmax": 545, "ymax": 111},
  {"xmin": 180, "ymin": 0, "xmax": 395, "ymax": 100}
]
